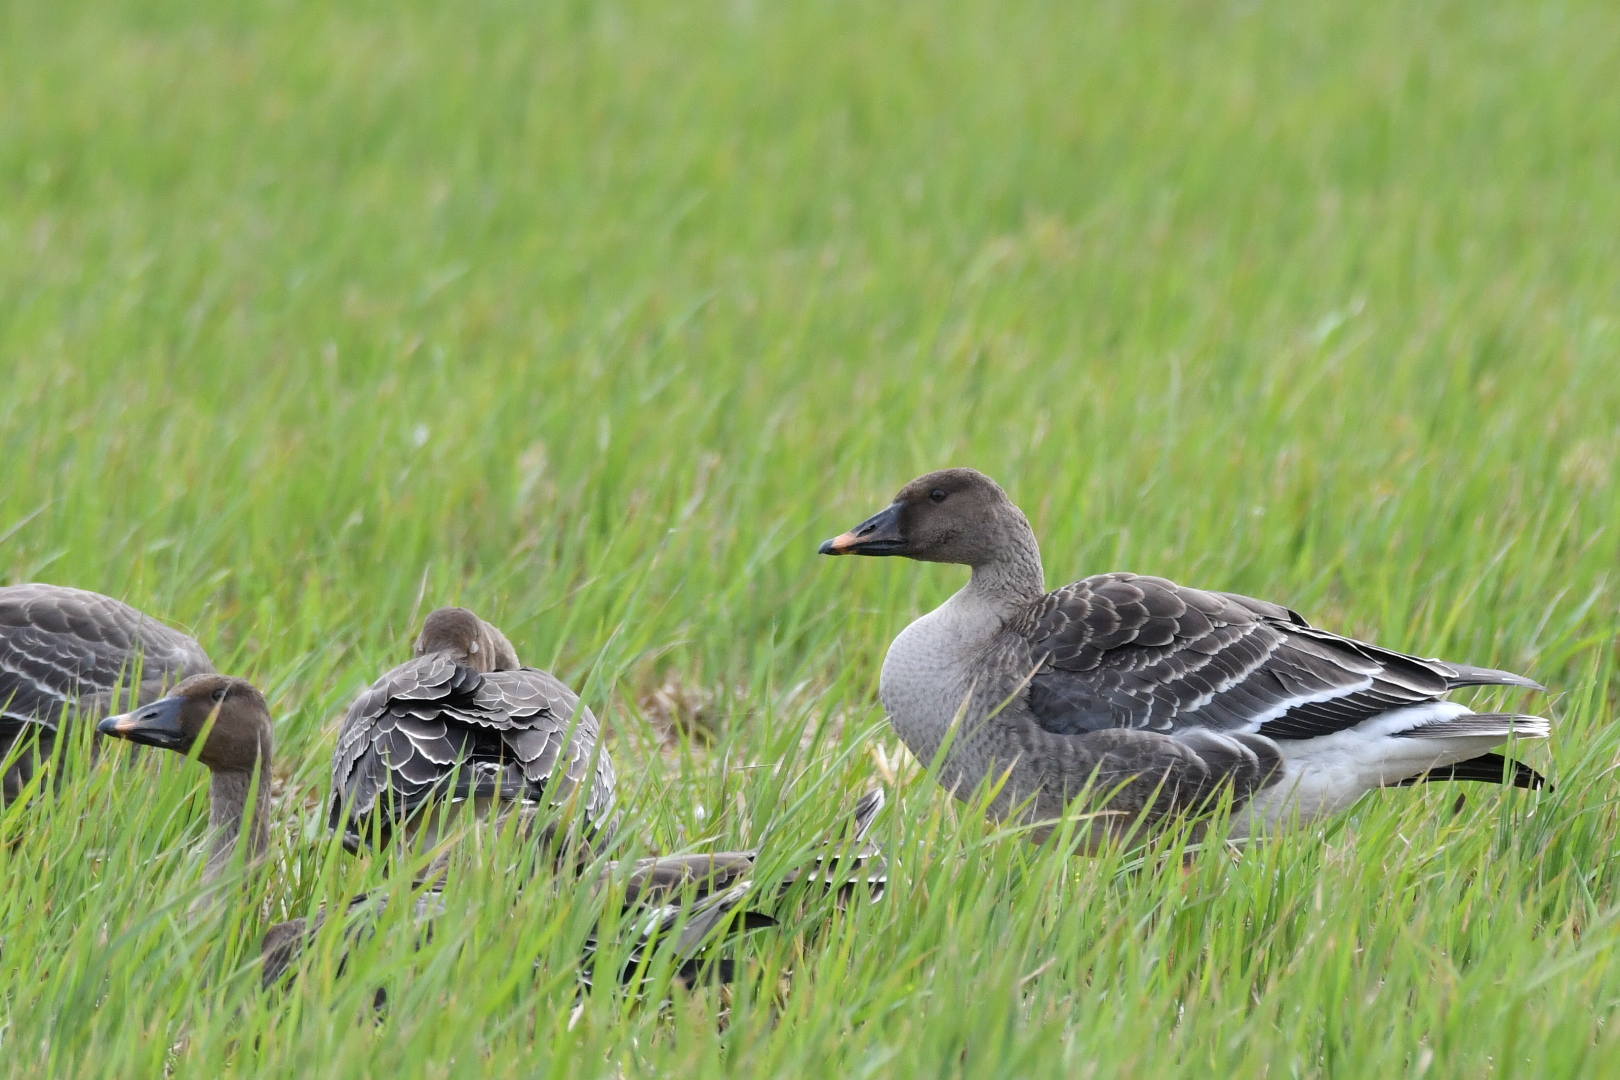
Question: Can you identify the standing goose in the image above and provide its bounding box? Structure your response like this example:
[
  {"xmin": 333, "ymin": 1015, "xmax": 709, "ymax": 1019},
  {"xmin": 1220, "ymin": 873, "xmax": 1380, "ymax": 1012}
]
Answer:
[
  {"xmin": 820, "ymin": 468, "xmax": 1549, "ymax": 844},
  {"xmin": 327, "ymin": 607, "xmax": 617, "ymax": 860},
  {"xmin": 2, "ymin": 584, "xmax": 213, "ymax": 802}
]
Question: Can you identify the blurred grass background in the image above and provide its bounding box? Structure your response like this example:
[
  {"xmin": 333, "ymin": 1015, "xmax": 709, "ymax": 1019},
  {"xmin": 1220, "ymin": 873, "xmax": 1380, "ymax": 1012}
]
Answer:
[{"xmin": 2, "ymin": 0, "xmax": 1619, "ymax": 1076}]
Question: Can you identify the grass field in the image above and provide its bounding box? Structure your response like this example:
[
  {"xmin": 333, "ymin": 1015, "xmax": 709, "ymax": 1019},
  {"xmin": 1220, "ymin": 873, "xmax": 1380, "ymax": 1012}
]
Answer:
[{"xmin": 3, "ymin": 0, "xmax": 1620, "ymax": 1075}]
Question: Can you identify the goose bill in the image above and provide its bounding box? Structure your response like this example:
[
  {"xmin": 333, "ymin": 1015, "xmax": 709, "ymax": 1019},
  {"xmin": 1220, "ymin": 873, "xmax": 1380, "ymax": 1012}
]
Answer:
[
  {"xmin": 98, "ymin": 695, "xmax": 190, "ymax": 751},
  {"xmin": 819, "ymin": 503, "xmax": 907, "ymax": 556}
]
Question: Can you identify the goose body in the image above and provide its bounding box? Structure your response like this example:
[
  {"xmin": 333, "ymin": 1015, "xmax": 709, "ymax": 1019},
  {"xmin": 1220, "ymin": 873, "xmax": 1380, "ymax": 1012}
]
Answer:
[
  {"xmin": 327, "ymin": 607, "xmax": 617, "ymax": 857},
  {"xmin": 823, "ymin": 469, "xmax": 1549, "ymax": 844},
  {"xmin": 586, "ymin": 787, "xmax": 885, "ymax": 986},
  {"xmin": 1, "ymin": 584, "xmax": 213, "ymax": 801}
]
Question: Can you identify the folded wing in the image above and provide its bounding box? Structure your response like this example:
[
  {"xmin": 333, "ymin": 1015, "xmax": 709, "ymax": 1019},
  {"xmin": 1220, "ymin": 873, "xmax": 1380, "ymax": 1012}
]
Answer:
[
  {"xmin": 0, "ymin": 584, "xmax": 213, "ymax": 731},
  {"xmin": 1016, "ymin": 573, "xmax": 1540, "ymax": 742},
  {"xmin": 328, "ymin": 654, "xmax": 615, "ymax": 851}
]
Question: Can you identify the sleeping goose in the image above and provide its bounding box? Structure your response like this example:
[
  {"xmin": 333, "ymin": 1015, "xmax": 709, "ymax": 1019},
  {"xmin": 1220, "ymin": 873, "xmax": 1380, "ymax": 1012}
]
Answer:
[
  {"xmin": 100, "ymin": 672, "xmax": 882, "ymax": 991},
  {"xmin": 324, "ymin": 606, "xmax": 882, "ymax": 982},
  {"xmin": 819, "ymin": 468, "xmax": 1550, "ymax": 846},
  {"xmin": 327, "ymin": 606, "xmax": 618, "ymax": 861},
  {"xmin": 2, "ymin": 583, "xmax": 213, "ymax": 802}
]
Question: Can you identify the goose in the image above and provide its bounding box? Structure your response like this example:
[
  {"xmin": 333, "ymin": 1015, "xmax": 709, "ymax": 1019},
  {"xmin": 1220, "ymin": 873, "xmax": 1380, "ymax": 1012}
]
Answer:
[
  {"xmin": 327, "ymin": 606, "xmax": 618, "ymax": 862},
  {"xmin": 819, "ymin": 468, "xmax": 1549, "ymax": 845},
  {"xmin": 96, "ymin": 674, "xmax": 308, "ymax": 979},
  {"xmin": 98, "ymin": 674, "xmax": 464, "ymax": 992},
  {"xmin": 585, "ymin": 787, "xmax": 886, "ymax": 988},
  {"xmin": 2, "ymin": 583, "xmax": 213, "ymax": 802},
  {"xmin": 99, "ymin": 673, "xmax": 883, "ymax": 991},
  {"xmin": 324, "ymin": 605, "xmax": 883, "ymax": 981}
]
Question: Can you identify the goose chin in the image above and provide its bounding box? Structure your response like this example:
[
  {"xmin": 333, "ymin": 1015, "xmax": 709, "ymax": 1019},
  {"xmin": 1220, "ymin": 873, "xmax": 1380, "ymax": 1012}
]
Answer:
[{"xmin": 821, "ymin": 537, "xmax": 909, "ymax": 556}]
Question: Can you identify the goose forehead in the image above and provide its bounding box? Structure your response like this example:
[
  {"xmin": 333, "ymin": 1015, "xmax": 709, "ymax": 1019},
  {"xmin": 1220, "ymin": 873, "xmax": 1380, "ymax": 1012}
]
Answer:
[
  {"xmin": 171, "ymin": 672, "xmax": 236, "ymax": 696},
  {"xmin": 168, "ymin": 674, "xmax": 269, "ymax": 716},
  {"xmin": 896, "ymin": 467, "xmax": 999, "ymax": 499}
]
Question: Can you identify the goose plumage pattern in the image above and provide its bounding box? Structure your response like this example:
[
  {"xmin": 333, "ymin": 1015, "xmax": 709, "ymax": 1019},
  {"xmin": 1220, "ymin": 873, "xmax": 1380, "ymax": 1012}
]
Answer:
[
  {"xmin": 1015, "ymin": 572, "xmax": 1541, "ymax": 743},
  {"xmin": 328, "ymin": 607, "xmax": 617, "ymax": 855}
]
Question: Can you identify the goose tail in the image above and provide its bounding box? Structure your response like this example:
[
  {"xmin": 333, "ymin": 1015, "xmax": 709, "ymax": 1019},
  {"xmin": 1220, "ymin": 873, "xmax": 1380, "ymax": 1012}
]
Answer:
[
  {"xmin": 1395, "ymin": 752, "xmax": 1547, "ymax": 791},
  {"xmin": 1394, "ymin": 712, "xmax": 1550, "ymax": 741}
]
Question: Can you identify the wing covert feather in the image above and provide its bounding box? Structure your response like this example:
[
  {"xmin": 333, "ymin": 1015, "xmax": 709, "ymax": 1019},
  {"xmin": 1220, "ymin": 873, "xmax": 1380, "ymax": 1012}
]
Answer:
[
  {"xmin": 328, "ymin": 655, "xmax": 614, "ymax": 848},
  {"xmin": 1016, "ymin": 573, "xmax": 1524, "ymax": 744}
]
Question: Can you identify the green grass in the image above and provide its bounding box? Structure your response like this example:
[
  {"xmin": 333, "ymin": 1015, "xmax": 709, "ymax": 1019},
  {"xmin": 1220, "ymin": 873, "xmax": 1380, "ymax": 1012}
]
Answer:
[{"xmin": 2, "ymin": 0, "xmax": 1620, "ymax": 1074}]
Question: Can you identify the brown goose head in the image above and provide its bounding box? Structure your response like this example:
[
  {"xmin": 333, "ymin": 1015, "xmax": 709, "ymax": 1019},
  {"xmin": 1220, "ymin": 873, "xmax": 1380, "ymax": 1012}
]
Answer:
[
  {"xmin": 818, "ymin": 468, "xmax": 1030, "ymax": 568},
  {"xmin": 97, "ymin": 674, "xmax": 272, "ymax": 773},
  {"xmin": 414, "ymin": 606, "xmax": 521, "ymax": 673}
]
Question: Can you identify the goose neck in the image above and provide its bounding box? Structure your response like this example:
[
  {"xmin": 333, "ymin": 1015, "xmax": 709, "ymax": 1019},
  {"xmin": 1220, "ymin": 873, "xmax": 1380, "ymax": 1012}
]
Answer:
[
  {"xmin": 965, "ymin": 524, "xmax": 1045, "ymax": 613},
  {"xmin": 205, "ymin": 765, "xmax": 272, "ymax": 883}
]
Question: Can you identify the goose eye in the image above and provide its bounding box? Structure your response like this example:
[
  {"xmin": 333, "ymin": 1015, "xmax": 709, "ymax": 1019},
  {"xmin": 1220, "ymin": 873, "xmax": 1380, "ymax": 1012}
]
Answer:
[
  {"xmin": 929, "ymin": 488, "xmax": 948, "ymax": 503},
  {"xmin": 211, "ymin": 687, "xmax": 228, "ymax": 703}
]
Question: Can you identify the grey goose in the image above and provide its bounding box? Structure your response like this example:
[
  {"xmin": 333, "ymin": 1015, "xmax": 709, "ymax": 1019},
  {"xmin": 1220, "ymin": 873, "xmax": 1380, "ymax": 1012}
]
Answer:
[
  {"xmin": 100, "ymin": 674, "xmax": 461, "ymax": 993},
  {"xmin": 1, "ymin": 583, "xmax": 213, "ymax": 802},
  {"xmin": 819, "ymin": 468, "xmax": 1550, "ymax": 845},
  {"xmin": 327, "ymin": 606, "xmax": 618, "ymax": 860},
  {"xmin": 582, "ymin": 787, "xmax": 885, "ymax": 989}
]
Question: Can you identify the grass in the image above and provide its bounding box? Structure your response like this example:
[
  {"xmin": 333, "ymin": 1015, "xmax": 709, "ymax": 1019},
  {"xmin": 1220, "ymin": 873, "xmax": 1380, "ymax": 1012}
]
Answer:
[{"xmin": 2, "ymin": 0, "xmax": 1619, "ymax": 1074}]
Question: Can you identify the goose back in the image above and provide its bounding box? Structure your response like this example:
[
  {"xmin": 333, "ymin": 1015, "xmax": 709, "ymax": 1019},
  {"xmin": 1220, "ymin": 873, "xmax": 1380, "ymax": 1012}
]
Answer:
[
  {"xmin": 1, "ymin": 584, "xmax": 213, "ymax": 800},
  {"xmin": 328, "ymin": 652, "xmax": 617, "ymax": 853}
]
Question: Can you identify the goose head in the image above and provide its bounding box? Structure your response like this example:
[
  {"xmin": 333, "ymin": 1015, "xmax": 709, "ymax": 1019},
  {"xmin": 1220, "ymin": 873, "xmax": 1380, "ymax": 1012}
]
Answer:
[
  {"xmin": 98, "ymin": 674, "xmax": 272, "ymax": 773},
  {"xmin": 818, "ymin": 468, "xmax": 1031, "ymax": 567},
  {"xmin": 414, "ymin": 606, "xmax": 520, "ymax": 673}
]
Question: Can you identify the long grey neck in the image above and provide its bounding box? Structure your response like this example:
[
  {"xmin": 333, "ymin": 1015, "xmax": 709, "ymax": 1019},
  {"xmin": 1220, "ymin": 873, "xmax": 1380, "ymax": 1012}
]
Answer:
[
  {"xmin": 963, "ymin": 517, "xmax": 1046, "ymax": 615},
  {"xmin": 205, "ymin": 766, "xmax": 272, "ymax": 885}
]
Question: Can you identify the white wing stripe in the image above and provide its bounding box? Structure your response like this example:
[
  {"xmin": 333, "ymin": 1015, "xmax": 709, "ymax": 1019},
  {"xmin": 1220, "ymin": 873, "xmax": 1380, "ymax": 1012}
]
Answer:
[{"xmin": 1210, "ymin": 675, "xmax": 1377, "ymax": 733}]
